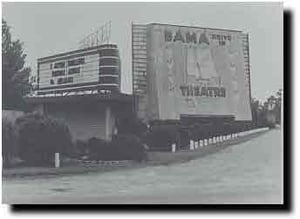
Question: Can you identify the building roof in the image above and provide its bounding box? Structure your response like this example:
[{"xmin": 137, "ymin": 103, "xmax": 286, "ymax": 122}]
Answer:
[
  {"xmin": 148, "ymin": 23, "xmax": 244, "ymax": 33},
  {"xmin": 38, "ymin": 44, "xmax": 118, "ymax": 63}
]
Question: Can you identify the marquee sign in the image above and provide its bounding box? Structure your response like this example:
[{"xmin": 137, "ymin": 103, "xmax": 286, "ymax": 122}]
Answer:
[{"xmin": 38, "ymin": 53, "xmax": 100, "ymax": 91}]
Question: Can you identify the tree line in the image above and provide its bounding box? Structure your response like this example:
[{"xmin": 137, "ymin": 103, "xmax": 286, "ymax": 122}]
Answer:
[{"xmin": 251, "ymin": 89, "xmax": 282, "ymax": 128}]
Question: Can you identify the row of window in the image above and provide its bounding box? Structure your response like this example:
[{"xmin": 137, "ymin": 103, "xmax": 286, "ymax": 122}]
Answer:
[
  {"xmin": 52, "ymin": 66, "xmax": 120, "ymax": 77},
  {"xmin": 51, "ymin": 57, "xmax": 85, "ymax": 69}
]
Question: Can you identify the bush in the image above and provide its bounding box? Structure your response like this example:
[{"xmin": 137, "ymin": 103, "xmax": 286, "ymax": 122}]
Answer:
[
  {"xmin": 266, "ymin": 121, "xmax": 276, "ymax": 129},
  {"xmin": 190, "ymin": 123, "xmax": 204, "ymax": 140},
  {"xmin": 145, "ymin": 125, "xmax": 178, "ymax": 151},
  {"xmin": 111, "ymin": 134, "xmax": 146, "ymax": 161},
  {"xmin": 15, "ymin": 113, "xmax": 73, "ymax": 166},
  {"xmin": 74, "ymin": 139, "xmax": 88, "ymax": 158},
  {"xmin": 2, "ymin": 118, "xmax": 18, "ymax": 167},
  {"xmin": 86, "ymin": 137, "xmax": 110, "ymax": 160},
  {"xmin": 116, "ymin": 116, "xmax": 148, "ymax": 138},
  {"xmin": 83, "ymin": 134, "xmax": 146, "ymax": 161}
]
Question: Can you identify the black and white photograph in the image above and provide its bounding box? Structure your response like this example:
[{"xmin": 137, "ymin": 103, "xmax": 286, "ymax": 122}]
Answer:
[{"xmin": 2, "ymin": 1, "xmax": 285, "ymax": 206}]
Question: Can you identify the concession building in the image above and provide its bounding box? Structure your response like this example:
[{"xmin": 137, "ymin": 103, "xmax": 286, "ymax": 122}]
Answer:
[{"xmin": 26, "ymin": 44, "xmax": 132, "ymax": 141}]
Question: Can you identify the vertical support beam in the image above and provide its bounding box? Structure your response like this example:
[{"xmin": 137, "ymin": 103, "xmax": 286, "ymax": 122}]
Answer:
[
  {"xmin": 105, "ymin": 105, "xmax": 111, "ymax": 141},
  {"xmin": 35, "ymin": 103, "xmax": 45, "ymax": 115}
]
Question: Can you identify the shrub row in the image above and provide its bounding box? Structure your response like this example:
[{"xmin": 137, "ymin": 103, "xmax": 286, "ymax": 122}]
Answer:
[
  {"xmin": 3, "ymin": 112, "xmax": 270, "ymax": 166},
  {"xmin": 189, "ymin": 122, "xmax": 258, "ymax": 140},
  {"xmin": 3, "ymin": 113, "xmax": 147, "ymax": 167},
  {"xmin": 144, "ymin": 121, "xmax": 264, "ymax": 151}
]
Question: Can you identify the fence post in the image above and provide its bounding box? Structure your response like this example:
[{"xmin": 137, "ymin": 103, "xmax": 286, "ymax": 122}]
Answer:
[
  {"xmin": 212, "ymin": 137, "xmax": 216, "ymax": 144},
  {"xmin": 199, "ymin": 140, "xmax": 203, "ymax": 147},
  {"xmin": 204, "ymin": 139, "xmax": 208, "ymax": 146},
  {"xmin": 171, "ymin": 143, "xmax": 176, "ymax": 153},
  {"xmin": 190, "ymin": 140, "xmax": 194, "ymax": 150},
  {"xmin": 195, "ymin": 141, "xmax": 199, "ymax": 149},
  {"xmin": 55, "ymin": 152, "xmax": 60, "ymax": 168}
]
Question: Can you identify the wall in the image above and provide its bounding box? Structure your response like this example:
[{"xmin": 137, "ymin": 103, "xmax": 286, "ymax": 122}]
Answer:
[{"xmin": 42, "ymin": 102, "xmax": 115, "ymax": 141}]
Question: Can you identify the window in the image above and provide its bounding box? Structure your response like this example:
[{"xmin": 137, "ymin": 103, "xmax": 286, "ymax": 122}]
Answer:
[
  {"xmin": 68, "ymin": 57, "xmax": 85, "ymax": 67},
  {"xmin": 68, "ymin": 67, "xmax": 80, "ymax": 75},
  {"xmin": 52, "ymin": 70, "xmax": 65, "ymax": 77},
  {"xmin": 54, "ymin": 62, "xmax": 65, "ymax": 69},
  {"xmin": 99, "ymin": 76, "xmax": 118, "ymax": 84}
]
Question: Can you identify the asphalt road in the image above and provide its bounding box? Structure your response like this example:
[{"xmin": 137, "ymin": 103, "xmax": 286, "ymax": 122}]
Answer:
[{"xmin": 2, "ymin": 129, "xmax": 283, "ymax": 204}]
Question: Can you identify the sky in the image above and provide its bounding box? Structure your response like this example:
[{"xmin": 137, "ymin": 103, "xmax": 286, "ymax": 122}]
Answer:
[{"xmin": 2, "ymin": 2, "xmax": 282, "ymax": 101}]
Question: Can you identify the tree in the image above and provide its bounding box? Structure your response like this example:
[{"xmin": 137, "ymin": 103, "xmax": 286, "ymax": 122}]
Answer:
[
  {"xmin": 2, "ymin": 19, "xmax": 31, "ymax": 110},
  {"xmin": 251, "ymin": 98, "xmax": 260, "ymax": 126},
  {"xmin": 2, "ymin": 118, "xmax": 18, "ymax": 167},
  {"xmin": 15, "ymin": 113, "xmax": 73, "ymax": 166},
  {"xmin": 275, "ymin": 89, "xmax": 282, "ymax": 124}
]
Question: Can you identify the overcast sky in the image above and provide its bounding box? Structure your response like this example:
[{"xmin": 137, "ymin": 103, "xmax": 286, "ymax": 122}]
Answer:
[{"xmin": 2, "ymin": 2, "xmax": 282, "ymax": 101}]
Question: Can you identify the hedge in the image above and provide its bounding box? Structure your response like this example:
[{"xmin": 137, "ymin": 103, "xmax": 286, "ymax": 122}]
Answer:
[
  {"xmin": 15, "ymin": 113, "xmax": 73, "ymax": 166},
  {"xmin": 81, "ymin": 134, "xmax": 146, "ymax": 162}
]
